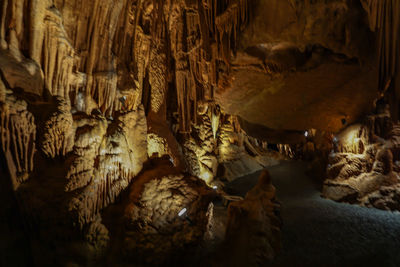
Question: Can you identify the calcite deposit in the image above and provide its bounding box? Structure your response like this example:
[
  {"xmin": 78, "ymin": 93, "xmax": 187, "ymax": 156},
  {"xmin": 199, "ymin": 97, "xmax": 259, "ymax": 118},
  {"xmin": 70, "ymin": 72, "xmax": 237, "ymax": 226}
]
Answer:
[
  {"xmin": 0, "ymin": 0, "xmax": 281, "ymax": 265},
  {"xmin": 221, "ymin": 169, "xmax": 281, "ymax": 266},
  {"xmin": 0, "ymin": 82, "xmax": 35, "ymax": 188},
  {"xmin": 216, "ymin": 0, "xmax": 400, "ymax": 143},
  {"xmin": 1, "ymin": 0, "xmax": 399, "ymax": 266},
  {"xmin": 323, "ymin": 106, "xmax": 400, "ymax": 210}
]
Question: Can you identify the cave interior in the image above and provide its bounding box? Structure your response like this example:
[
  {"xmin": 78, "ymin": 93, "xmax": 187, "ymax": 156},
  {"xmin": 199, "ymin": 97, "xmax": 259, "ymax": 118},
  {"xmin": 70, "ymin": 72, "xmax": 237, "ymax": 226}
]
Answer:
[{"xmin": 1, "ymin": 0, "xmax": 400, "ymax": 266}]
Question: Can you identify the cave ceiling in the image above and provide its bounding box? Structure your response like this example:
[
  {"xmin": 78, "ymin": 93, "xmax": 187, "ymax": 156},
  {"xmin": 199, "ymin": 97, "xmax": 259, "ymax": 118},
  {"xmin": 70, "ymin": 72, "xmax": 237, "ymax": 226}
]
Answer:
[
  {"xmin": 215, "ymin": 0, "xmax": 381, "ymax": 138},
  {"xmin": 0, "ymin": 0, "xmax": 400, "ymax": 265}
]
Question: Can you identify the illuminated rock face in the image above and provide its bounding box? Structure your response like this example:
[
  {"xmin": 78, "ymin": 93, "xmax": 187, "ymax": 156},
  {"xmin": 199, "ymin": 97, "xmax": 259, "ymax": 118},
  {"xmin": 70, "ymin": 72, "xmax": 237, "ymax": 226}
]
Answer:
[
  {"xmin": 0, "ymin": 82, "xmax": 36, "ymax": 188},
  {"xmin": 0, "ymin": 1, "xmax": 281, "ymax": 265},
  {"xmin": 93, "ymin": 159, "xmax": 216, "ymax": 266},
  {"xmin": 215, "ymin": 0, "xmax": 399, "ymax": 144},
  {"xmin": 216, "ymin": 0, "xmax": 376, "ymax": 134},
  {"xmin": 323, "ymin": 108, "xmax": 400, "ymax": 210},
  {"xmin": 67, "ymin": 107, "xmax": 148, "ymax": 227},
  {"xmin": 0, "ymin": 0, "xmax": 398, "ymax": 265}
]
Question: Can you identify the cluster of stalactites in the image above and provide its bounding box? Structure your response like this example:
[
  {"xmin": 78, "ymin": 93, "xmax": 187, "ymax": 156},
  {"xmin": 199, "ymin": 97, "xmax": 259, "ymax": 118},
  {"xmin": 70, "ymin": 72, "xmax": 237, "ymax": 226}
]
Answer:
[
  {"xmin": 0, "ymin": 0, "xmax": 252, "ymax": 133},
  {"xmin": 0, "ymin": 0, "xmax": 126, "ymax": 116},
  {"xmin": 361, "ymin": 0, "xmax": 400, "ymax": 121},
  {"xmin": 170, "ymin": 0, "xmax": 251, "ymax": 133}
]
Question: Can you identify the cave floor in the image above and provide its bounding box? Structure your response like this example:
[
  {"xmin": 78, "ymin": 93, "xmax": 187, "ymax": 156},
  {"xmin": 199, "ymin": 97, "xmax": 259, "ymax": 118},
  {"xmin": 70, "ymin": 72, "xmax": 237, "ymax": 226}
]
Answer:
[{"xmin": 227, "ymin": 161, "xmax": 400, "ymax": 267}]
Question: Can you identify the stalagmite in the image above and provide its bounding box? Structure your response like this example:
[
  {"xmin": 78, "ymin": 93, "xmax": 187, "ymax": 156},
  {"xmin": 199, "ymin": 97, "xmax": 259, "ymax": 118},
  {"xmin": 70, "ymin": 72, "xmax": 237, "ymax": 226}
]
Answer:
[{"xmin": 2, "ymin": 0, "xmax": 398, "ymax": 266}]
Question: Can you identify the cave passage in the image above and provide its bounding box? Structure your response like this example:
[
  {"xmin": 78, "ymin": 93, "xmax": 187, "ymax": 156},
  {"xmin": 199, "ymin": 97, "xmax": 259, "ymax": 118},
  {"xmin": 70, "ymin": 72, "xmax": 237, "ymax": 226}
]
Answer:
[
  {"xmin": 227, "ymin": 161, "xmax": 400, "ymax": 267},
  {"xmin": 1, "ymin": 0, "xmax": 400, "ymax": 265}
]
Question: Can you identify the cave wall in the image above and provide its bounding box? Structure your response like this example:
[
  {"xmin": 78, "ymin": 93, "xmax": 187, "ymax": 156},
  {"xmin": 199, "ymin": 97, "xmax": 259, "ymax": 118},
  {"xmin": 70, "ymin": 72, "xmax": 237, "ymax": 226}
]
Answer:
[
  {"xmin": 322, "ymin": 105, "xmax": 400, "ymax": 211},
  {"xmin": 0, "ymin": 0, "xmax": 399, "ymax": 265},
  {"xmin": 0, "ymin": 0, "xmax": 250, "ymax": 214},
  {"xmin": 215, "ymin": 0, "xmax": 400, "ymax": 143},
  {"xmin": 361, "ymin": 0, "xmax": 400, "ymax": 121},
  {"xmin": 0, "ymin": 0, "xmax": 276, "ymax": 265}
]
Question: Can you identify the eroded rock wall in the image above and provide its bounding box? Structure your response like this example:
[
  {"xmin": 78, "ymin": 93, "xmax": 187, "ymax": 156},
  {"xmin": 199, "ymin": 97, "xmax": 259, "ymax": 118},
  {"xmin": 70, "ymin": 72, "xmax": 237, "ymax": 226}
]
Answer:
[
  {"xmin": 1, "ymin": 0, "xmax": 397, "ymax": 265},
  {"xmin": 0, "ymin": 0, "xmax": 277, "ymax": 265},
  {"xmin": 322, "ymin": 105, "xmax": 400, "ymax": 211},
  {"xmin": 215, "ymin": 0, "xmax": 400, "ymax": 144}
]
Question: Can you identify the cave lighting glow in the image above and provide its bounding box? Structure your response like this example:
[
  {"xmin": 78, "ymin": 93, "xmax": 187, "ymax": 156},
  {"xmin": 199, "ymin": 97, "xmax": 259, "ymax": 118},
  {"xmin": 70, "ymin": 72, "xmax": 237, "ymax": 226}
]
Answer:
[
  {"xmin": 211, "ymin": 111, "xmax": 220, "ymax": 139},
  {"xmin": 342, "ymin": 128, "xmax": 360, "ymax": 146},
  {"xmin": 199, "ymin": 170, "xmax": 213, "ymax": 184},
  {"xmin": 178, "ymin": 208, "xmax": 187, "ymax": 217}
]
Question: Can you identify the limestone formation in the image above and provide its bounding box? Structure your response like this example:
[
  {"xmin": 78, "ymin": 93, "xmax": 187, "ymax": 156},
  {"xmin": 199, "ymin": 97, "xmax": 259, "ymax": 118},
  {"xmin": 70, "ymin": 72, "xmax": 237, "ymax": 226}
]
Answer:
[
  {"xmin": 126, "ymin": 174, "xmax": 205, "ymax": 234},
  {"xmin": 182, "ymin": 102, "xmax": 219, "ymax": 184},
  {"xmin": 84, "ymin": 217, "xmax": 110, "ymax": 252},
  {"xmin": 214, "ymin": 0, "xmax": 399, "ymax": 143},
  {"xmin": 110, "ymin": 160, "xmax": 217, "ymax": 265},
  {"xmin": 0, "ymin": 1, "xmax": 268, "ymax": 264},
  {"xmin": 1, "ymin": 0, "xmax": 399, "ymax": 266},
  {"xmin": 221, "ymin": 170, "xmax": 281, "ymax": 266},
  {"xmin": 0, "ymin": 80, "xmax": 35, "ymax": 189},
  {"xmin": 323, "ymin": 108, "xmax": 400, "ymax": 210},
  {"xmin": 68, "ymin": 106, "xmax": 148, "ymax": 227},
  {"xmin": 218, "ymin": 114, "xmax": 265, "ymax": 181},
  {"xmin": 39, "ymin": 97, "xmax": 74, "ymax": 158}
]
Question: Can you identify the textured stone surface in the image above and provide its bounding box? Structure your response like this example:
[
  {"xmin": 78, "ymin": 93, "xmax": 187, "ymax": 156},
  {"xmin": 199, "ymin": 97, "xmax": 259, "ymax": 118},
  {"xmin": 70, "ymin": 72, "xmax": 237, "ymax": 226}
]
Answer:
[
  {"xmin": 214, "ymin": 0, "xmax": 397, "ymax": 143},
  {"xmin": 39, "ymin": 97, "xmax": 74, "ymax": 158},
  {"xmin": 0, "ymin": 0, "xmax": 398, "ymax": 265},
  {"xmin": 104, "ymin": 159, "xmax": 217, "ymax": 266},
  {"xmin": 0, "ymin": 81, "xmax": 36, "ymax": 189},
  {"xmin": 221, "ymin": 170, "xmax": 281, "ymax": 266},
  {"xmin": 0, "ymin": 1, "xmax": 274, "ymax": 265},
  {"xmin": 323, "ymin": 109, "xmax": 400, "ymax": 210}
]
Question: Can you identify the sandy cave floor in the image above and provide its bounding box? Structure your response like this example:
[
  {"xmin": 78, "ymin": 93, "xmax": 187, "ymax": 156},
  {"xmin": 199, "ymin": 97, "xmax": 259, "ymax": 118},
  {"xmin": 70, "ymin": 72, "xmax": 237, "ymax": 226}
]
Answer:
[{"xmin": 226, "ymin": 161, "xmax": 400, "ymax": 267}]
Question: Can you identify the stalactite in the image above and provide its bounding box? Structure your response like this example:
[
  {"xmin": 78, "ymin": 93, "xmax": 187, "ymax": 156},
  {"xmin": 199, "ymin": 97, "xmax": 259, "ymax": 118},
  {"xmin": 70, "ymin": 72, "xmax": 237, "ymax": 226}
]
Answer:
[
  {"xmin": 0, "ymin": 88, "xmax": 35, "ymax": 189},
  {"xmin": 361, "ymin": 0, "xmax": 400, "ymax": 121},
  {"xmin": 149, "ymin": 40, "xmax": 167, "ymax": 114},
  {"xmin": 6, "ymin": 0, "xmax": 27, "ymax": 53},
  {"xmin": 215, "ymin": 0, "xmax": 249, "ymax": 62},
  {"xmin": 134, "ymin": 27, "xmax": 152, "ymax": 110},
  {"xmin": 1, "ymin": 0, "xmax": 250, "ymax": 122},
  {"xmin": 211, "ymin": 105, "xmax": 220, "ymax": 139},
  {"xmin": 168, "ymin": 0, "xmax": 249, "ymax": 133},
  {"xmin": 41, "ymin": 7, "xmax": 76, "ymax": 98},
  {"xmin": 90, "ymin": 71, "xmax": 118, "ymax": 117},
  {"xmin": 1, "ymin": 0, "xmax": 257, "ymax": 257},
  {"xmin": 29, "ymin": 0, "xmax": 48, "ymax": 63}
]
